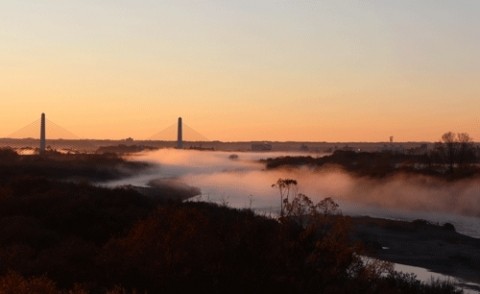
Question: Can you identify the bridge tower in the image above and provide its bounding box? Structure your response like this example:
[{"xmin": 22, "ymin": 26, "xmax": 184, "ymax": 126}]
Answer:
[
  {"xmin": 177, "ymin": 117, "xmax": 183, "ymax": 149},
  {"xmin": 40, "ymin": 113, "xmax": 46, "ymax": 155}
]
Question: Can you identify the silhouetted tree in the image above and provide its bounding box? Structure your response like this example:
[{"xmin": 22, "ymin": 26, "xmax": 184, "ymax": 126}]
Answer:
[
  {"xmin": 457, "ymin": 132, "xmax": 476, "ymax": 166},
  {"xmin": 272, "ymin": 178, "xmax": 297, "ymax": 218},
  {"xmin": 442, "ymin": 132, "xmax": 457, "ymax": 173},
  {"xmin": 434, "ymin": 131, "xmax": 476, "ymax": 173}
]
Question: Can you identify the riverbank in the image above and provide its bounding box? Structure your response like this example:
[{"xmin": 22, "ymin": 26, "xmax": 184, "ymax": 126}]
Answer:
[{"xmin": 350, "ymin": 216, "xmax": 480, "ymax": 286}]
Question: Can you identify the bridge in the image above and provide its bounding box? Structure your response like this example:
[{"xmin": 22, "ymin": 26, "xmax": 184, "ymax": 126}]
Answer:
[
  {"xmin": 0, "ymin": 114, "xmax": 207, "ymax": 154},
  {"xmin": 148, "ymin": 117, "xmax": 208, "ymax": 144}
]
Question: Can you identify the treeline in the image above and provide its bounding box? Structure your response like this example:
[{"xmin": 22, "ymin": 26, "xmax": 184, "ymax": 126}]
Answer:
[
  {"xmin": 0, "ymin": 151, "xmax": 462, "ymax": 293},
  {"xmin": 96, "ymin": 144, "xmax": 158, "ymax": 155},
  {"xmin": 264, "ymin": 145, "xmax": 479, "ymax": 180},
  {"xmin": 0, "ymin": 148, "xmax": 149, "ymax": 182},
  {"xmin": 264, "ymin": 151, "xmax": 414, "ymax": 177},
  {"xmin": 265, "ymin": 132, "xmax": 479, "ymax": 179}
]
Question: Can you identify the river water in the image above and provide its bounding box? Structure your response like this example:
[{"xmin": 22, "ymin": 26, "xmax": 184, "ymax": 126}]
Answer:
[
  {"xmin": 105, "ymin": 149, "xmax": 480, "ymax": 292},
  {"xmin": 109, "ymin": 149, "xmax": 480, "ymax": 237}
]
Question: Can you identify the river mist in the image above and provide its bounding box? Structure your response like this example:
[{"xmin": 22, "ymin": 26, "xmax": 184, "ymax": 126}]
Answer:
[{"xmin": 107, "ymin": 149, "xmax": 480, "ymax": 238}]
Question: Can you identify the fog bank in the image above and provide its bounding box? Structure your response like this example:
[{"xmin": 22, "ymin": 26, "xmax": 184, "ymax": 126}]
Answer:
[{"xmin": 108, "ymin": 149, "xmax": 480, "ymax": 237}]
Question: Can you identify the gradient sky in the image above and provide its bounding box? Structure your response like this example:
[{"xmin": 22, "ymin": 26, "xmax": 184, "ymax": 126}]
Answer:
[{"xmin": 1, "ymin": 1, "xmax": 479, "ymax": 141}]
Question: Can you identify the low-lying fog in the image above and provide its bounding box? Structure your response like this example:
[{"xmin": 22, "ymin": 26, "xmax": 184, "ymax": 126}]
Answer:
[{"xmin": 106, "ymin": 149, "xmax": 480, "ymax": 238}]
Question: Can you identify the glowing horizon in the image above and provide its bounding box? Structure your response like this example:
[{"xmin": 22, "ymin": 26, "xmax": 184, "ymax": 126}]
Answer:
[{"xmin": 1, "ymin": 1, "xmax": 479, "ymax": 142}]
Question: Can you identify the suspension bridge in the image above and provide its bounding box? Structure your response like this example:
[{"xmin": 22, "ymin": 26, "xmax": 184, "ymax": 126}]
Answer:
[
  {"xmin": 148, "ymin": 117, "xmax": 208, "ymax": 142},
  {"xmin": 0, "ymin": 113, "xmax": 208, "ymax": 154}
]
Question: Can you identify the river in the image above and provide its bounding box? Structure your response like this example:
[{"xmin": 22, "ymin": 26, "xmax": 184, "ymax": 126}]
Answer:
[{"xmin": 105, "ymin": 149, "xmax": 480, "ymax": 292}]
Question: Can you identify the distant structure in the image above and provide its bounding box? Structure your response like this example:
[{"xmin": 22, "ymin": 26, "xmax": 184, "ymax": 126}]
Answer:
[
  {"xmin": 177, "ymin": 117, "xmax": 183, "ymax": 149},
  {"xmin": 251, "ymin": 142, "xmax": 272, "ymax": 151},
  {"xmin": 40, "ymin": 113, "xmax": 46, "ymax": 155}
]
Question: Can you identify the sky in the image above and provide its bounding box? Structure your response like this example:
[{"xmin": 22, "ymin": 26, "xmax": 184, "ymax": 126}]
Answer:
[{"xmin": 1, "ymin": 1, "xmax": 479, "ymax": 142}]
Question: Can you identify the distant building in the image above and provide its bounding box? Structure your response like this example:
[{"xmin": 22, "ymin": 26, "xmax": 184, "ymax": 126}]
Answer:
[
  {"xmin": 381, "ymin": 144, "xmax": 405, "ymax": 154},
  {"xmin": 251, "ymin": 142, "xmax": 272, "ymax": 151},
  {"xmin": 407, "ymin": 144, "xmax": 429, "ymax": 155},
  {"xmin": 341, "ymin": 145, "xmax": 361, "ymax": 152},
  {"xmin": 189, "ymin": 145, "xmax": 214, "ymax": 151}
]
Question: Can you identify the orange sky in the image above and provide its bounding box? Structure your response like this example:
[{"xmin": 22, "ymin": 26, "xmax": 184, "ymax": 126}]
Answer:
[{"xmin": 1, "ymin": 1, "xmax": 479, "ymax": 142}]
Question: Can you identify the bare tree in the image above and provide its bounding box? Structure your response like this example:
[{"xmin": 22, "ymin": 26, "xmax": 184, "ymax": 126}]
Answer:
[
  {"xmin": 273, "ymin": 179, "xmax": 341, "ymax": 228},
  {"xmin": 457, "ymin": 132, "xmax": 475, "ymax": 166},
  {"xmin": 441, "ymin": 132, "xmax": 457, "ymax": 173},
  {"xmin": 435, "ymin": 131, "xmax": 476, "ymax": 173},
  {"xmin": 272, "ymin": 178, "xmax": 297, "ymax": 218}
]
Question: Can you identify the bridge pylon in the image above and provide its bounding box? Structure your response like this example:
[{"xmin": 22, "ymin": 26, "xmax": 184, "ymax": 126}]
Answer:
[
  {"xmin": 40, "ymin": 113, "xmax": 46, "ymax": 155},
  {"xmin": 177, "ymin": 117, "xmax": 183, "ymax": 149}
]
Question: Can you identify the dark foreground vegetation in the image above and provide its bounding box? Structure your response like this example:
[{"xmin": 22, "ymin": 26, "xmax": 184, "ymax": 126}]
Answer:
[
  {"xmin": 0, "ymin": 149, "xmax": 462, "ymax": 293},
  {"xmin": 0, "ymin": 148, "xmax": 150, "ymax": 183}
]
